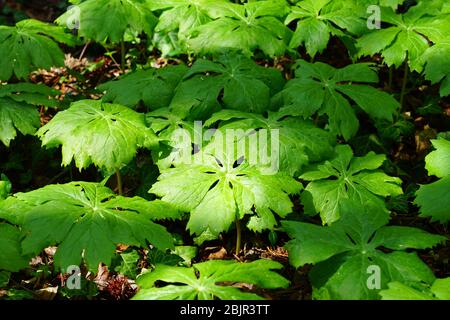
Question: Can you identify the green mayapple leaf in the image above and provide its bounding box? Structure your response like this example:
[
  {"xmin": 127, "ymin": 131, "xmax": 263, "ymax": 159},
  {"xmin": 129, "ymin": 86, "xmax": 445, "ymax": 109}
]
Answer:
[
  {"xmin": 356, "ymin": 3, "xmax": 450, "ymax": 72},
  {"xmin": 276, "ymin": 60, "xmax": 400, "ymax": 140},
  {"xmin": 0, "ymin": 19, "xmax": 78, "ymax": 81},
  {"xmin": 300, "ymin": 145, "xmax": 402, "ymax": 225},
  {"xmin": 98, "ymin": 65, "xmax": 188, "ymax": 109},
  {"xmin": 188, "ymin": 0, "xmax": 292, "ymax": 57},
  {"xmin": 57, "ymin": 0, "xmax": 158, "ymax": 43},
  {"xmin": 380, "ymin": 278, "xmax": 450, "ymax": 300},
  {"xmin": 422, "ymin": 41, "xmax": 450, "ymax": 97},
  {"xmin": 114, "ymin": 250, "xmax": 140, "ymax": 278},
  {"xmin": 424, "ymin": 139, "xmax": 450, "ymax": 178},
  {"xmin": 148, "ymin": 0, "xmax": 229, "ymax": 52},
  {"xmin": 415, "ymin": 138, "xmax": 450, "ymax": 223},
  {"xmin": 282, "ymin": 202, "xmax": 445, "ymax": 300},
  {"xmin": 170, "ymin": 53, "xmax": 285, "ymax": 120},
  {"xmin": 37, "ymin": 100, "xmax": 158, "ymax": 172},
  {"xmin": 286, "ymin": 0, "xmax": 366, "ymax": 57},
  {"xmin": 0, "ymin": 224, "xmax": 30, "ymax": 272},
  {"xmin": 150, "ymin": 137, "xmax": 302, "ymax": 240},
  {"xmin": 0, "ymin": 98, "xmax": 40, "ymax": 147},
  {"xmin": 0, "ymin": 174, "xmax": 12, "ymax": 200},
  {"xmin": 205, "ymin": 109, "xmax": 335, "ymax": 176},
  {"xmin": 0, "ymin": 83, "xmax": 60, "ymax": 146},
  {"xmin": 0, "ymin": 83, "xmax": 60, "ymax": 108},
  {"xmin": 133, "ymin": 259, "xmax": 289, "ymax": 300},
  {"xmin": 0, "ymin": 182, "xmax": 178, "ymax": 271},
  {"xmin": 146, "ymin": 108, "xmax": 195, "ymax": 169}
]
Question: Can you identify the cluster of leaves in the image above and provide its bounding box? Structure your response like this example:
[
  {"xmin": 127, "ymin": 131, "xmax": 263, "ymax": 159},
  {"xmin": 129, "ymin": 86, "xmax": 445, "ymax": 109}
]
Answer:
[
  {"xmin": 0, "ymin": 19, "xmax": 78, "ymax": 80},
  {"xmin": 0, "ymin": 182, "xmax": 180, "ymax": 271},
  {"xmin": 57, "ymin": 0, "xmax": 158, "ymax": 43},
  {"xmin": 286, "ymin": 0, "xmax": 366, "ymax": 57},
  {"xmin": 300, "ymin": 144, "xmax": 402, "ymax": 224},
  {"xmin": 282, "ymin": 202, "xmax": 446, "ymax": 299},
  {"xmin": 274, "ymin": 60, "xmax": 400, "ymax": 140},
  {"xmin": 0, "ymin": 0, "xmax": 449, "ymax": 301}
]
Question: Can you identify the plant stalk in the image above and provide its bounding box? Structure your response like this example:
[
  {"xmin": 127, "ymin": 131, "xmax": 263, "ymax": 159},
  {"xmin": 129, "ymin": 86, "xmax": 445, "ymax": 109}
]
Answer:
[
  {"xmin": 235, "ymin": 219, "xmax": 242, "ymax": 256},
  {"xmin": 400, "ymin": 62, "xmax": 409, "ymax": 110},
  {"xmin": 120, "ymin": 39, "xmax": 126, "ymax": 71},
  {"xmin": 116, "ymin": 169, "xmax": 123, "ymax": 196}
]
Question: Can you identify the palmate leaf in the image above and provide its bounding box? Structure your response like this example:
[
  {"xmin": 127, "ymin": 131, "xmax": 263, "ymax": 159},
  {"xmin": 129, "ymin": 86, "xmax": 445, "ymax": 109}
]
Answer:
[
  {"xmin": 0, "ymin": 182, "xmax": 179, "ymax": 271},
  {"xmin": 148, "ymin": 0, "xmax": 229, "ymax": 52},
  {"xmin": 188, "ymin": 0, "xmax": 292, "ymax": 57},
  {"xmin": 0, "ymin": 19, "xmax": 78, "ymax": 81},
  {"xmin": 356, "ymin": 3, "xmax": 450, "ymax": 72},
  {"xmin": 0, "ymin": 83, "xmax": 60, "ymax": 108},
  {"xmin": 0, "ymin": 83, "xmax": 60, "ymax": 147},
  {"xmin": 286, "ymin": 0, "xmax": 366, "ymax": 57},
  {"xmin": 133, "ymin": 259, "xmax": 289, "ymax": 300},
  {"xmin": 415, "ymin": 138, "xmax": 450, "ymax": 223},
  {"xmin": 0, "ymin": 223, "xmax": 30, "ymax": 272},
  {"xmin": 57, "ymin": 0, "xmax": 157, "ymax": 43},
  {"xmin": 146, "ymin": 108, "xmax": 195, "ymax": 169},
  {"xmin": 205, "ymin": 109, "xmax": 335, "ymax": 176},
  {"xmin": 37, "ymin": 100, "xmax": 158, "ymax": 172},
  {"xmin": 98, "ymin": 65, "xmax": 188, "ymax": 109},
  {"xmin": 0, "ymin": 98, "xmax": 39, "ymax": 147},
  {"xmin": 150, "ymin": 137, "xmax": 302, "ymax": 241},
  {"xmin": 300, "ymin": 145, "xmax": 402, "ymax": 225},
  {"xmin": 170, "ymin": 54, "xmax": 285, "ymax": 120},
  {"xmin": 380, "ymin": 278, "xmax": 450, "ymax": 300},
  {"xmin": 275, "ymin": 60, "xmax": 399, "ymax": 140},
  {"xmin": 422, "ymin": 41, "xmax": 450, "ymax": 97},
  {"xmin": 282, "ymin": 202, "xmax": 446, "ymax": 300},
  {"xmin": 115, "ymin": 250, "xmax": 140, "ymax": 278}
]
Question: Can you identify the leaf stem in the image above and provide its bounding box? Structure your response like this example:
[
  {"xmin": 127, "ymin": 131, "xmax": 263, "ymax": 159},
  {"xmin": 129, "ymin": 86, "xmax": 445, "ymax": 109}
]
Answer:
[
  {"xmin": 116, "ymin": 169, "xmax": 123, "ymax": 196},
  {"xmin": 400, "ymin": 62, "xmax": 409, "ymax": 110},
  {"xmin": 121, "ymin": 38, "xmax": 126, "ymax": 71},
  {"xmin": 388, "ymin": 66, "xmax": 393, "ymax": 89},
  {"xmin": 79, "ymin": 42, "xmax": 90, "ymax": 60},
  {"xmin": 235, "ymin": 219, "xmax": 242, "ymax": 256}
]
